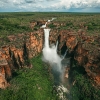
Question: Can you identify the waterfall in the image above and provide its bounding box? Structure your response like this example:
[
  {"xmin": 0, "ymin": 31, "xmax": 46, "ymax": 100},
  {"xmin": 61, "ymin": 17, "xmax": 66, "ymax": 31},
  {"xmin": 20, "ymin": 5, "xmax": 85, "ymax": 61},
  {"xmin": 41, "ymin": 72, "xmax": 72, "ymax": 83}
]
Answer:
[
  {"xmin": 44, "ymin": 29, "xmax": 50, "ymax": 48},
  {"xmin": 62, "ymin": 49, "xmax": 68, "ymax": 60},
  {"xmin": 42, "ymin": 29, "xmax": 62, "ymax": 72},
  {"xmin": 55, "ymin": 41, "xmax": 58, "ymax": 51},
  {"xmin": 42, "ymin": 23, "xmax": 69, "ymax": 100}
]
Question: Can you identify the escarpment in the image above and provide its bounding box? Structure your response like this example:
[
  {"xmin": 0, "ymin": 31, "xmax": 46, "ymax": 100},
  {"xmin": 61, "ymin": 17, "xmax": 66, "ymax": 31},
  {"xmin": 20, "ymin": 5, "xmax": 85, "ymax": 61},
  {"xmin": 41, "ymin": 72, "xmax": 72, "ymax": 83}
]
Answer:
[{"xmin": 0, "ymin": 20, "xmax": 100, "ymax": 90}]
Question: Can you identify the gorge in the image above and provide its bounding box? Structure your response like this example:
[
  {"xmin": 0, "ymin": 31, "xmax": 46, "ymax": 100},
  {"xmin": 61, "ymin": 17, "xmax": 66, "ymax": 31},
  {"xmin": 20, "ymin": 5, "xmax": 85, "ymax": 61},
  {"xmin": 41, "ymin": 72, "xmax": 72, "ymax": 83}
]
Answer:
[{"xmin": 0, "ymin": 13, "xmax": 100, "ymax": 100}]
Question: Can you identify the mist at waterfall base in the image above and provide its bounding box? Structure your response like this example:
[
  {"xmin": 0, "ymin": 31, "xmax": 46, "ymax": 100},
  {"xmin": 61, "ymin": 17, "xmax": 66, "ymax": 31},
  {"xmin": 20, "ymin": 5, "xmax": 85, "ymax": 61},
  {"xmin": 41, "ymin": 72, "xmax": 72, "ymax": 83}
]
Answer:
[{"xmin": 42, "ymin": 29, "xmax": 67, "ymax": 85}]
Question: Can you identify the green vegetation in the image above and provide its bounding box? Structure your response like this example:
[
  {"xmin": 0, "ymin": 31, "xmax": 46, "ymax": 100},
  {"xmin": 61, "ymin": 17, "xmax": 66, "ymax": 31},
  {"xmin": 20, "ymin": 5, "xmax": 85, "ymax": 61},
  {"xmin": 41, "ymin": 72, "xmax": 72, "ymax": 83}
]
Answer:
[
  {"xmin": 0, "ymin": 12, "xmax": 100, "ymax": 37},
  {"xmin": 48, "ymin": 23, "xmax": 56, "ymax": 29},
  {"xmin": 0, "ymin": 54, "xmax": 58, "ymax": 100},
  {"xmin": 0, "ymin": 14, "xmax": 32, "ymax": 37},
  {"xmin": 70, "ymin": 66, "xmax": 100, "ymax": 100}
]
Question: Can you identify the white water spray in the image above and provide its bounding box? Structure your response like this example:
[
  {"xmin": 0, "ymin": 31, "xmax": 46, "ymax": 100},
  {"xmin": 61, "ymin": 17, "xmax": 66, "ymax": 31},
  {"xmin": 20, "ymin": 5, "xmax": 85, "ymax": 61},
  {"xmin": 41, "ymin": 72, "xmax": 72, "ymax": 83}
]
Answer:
[
  {"xmin": 47, "ymin": 17, "xmax": 56, "ymax": 22},
  {"xmin": 41, "ymin": 22, "xmax": 47, "ymax": 28},
  {"xmin": 51, "ymin": 17, "xmax": 56, "ymax": 21},
  {"xmin": 55, "ymin": 41, "xmax": 58, "ymax": 51},
  {"xmin": 42, "ymin": 29, "xmax": 62, "ymax": 72},
  {"xmin": 62, "ymin": 49, "xmax": 68, "ymax": 60}
]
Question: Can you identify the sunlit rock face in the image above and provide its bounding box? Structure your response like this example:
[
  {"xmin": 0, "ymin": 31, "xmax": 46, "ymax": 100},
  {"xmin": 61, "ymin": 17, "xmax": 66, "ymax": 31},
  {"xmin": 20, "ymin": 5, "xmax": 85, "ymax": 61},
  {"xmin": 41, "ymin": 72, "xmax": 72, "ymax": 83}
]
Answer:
[
  {"xmin": 0, "ymin": 74, "xmax": 9, "ymax": 89},
  {"xmin": 0, "ymin": 66, "xmax": 10, "ymax": 89},
  {"xmin": 0, "ymin": 47, "xmax": 12, "ymax": 78},
  {"xmin": 30, "ymin": 21, "xmax": 37, "ymax": 30},
  {"xmin": 26, "ymin": 29, "xmax": 44, "ymax": 58}
]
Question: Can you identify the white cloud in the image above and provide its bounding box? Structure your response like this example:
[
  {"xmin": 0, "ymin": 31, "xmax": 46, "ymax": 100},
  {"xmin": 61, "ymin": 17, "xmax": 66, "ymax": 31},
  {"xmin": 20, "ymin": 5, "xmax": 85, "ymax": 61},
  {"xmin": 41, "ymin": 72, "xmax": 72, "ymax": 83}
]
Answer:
[
  {"xmin": 0, "ymin": 0, "xmax": 100, "ymax": 12},
  {"xmin": 51, "ymin": 0, "xmax": 100, "ymax": 9}
]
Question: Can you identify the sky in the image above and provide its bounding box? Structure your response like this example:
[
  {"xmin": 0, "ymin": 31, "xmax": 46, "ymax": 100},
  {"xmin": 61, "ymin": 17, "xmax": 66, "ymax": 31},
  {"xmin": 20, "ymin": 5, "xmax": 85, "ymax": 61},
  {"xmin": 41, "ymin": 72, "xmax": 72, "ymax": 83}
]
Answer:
[{"xmin": 0, "ymin": 0, "xmax": 100, "ymax": 12}]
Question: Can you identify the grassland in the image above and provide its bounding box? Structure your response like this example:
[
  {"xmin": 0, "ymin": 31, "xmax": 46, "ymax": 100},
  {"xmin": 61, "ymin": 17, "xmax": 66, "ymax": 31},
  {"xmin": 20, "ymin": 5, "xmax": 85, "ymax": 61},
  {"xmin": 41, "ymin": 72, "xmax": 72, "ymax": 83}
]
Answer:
[{"xmin": 0, "ymin": 12, "xmax": 100, "ymax": 36}]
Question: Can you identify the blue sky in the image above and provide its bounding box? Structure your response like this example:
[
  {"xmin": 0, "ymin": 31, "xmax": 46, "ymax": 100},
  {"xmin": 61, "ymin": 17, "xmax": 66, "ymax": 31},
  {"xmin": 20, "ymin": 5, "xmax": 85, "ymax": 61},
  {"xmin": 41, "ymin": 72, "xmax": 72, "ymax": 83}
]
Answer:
[{"xmin": 0, "ymin": 0, "xmax": 100, "ymax": 12}]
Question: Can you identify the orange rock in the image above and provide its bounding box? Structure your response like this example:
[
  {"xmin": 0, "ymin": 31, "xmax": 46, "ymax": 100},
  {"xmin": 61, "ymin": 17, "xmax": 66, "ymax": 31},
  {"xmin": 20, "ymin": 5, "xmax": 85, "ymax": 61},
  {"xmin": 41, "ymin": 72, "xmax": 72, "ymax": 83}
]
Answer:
[
  {"xmin": 30, "ymin": 21, "xmax": 37, "ymax": 30},
  {"xmin": 0, "ymin": 67, "xmax": 10, "ymax": 89},
  {"xmin": 7, "ymin": 35, "xmax": 16, "ymax": 41},
  {"xmin": 95, "ymin": 75, "xmax": 100, "ymax": 85},
  {"xmin": 66, "ymin": 35, "xmax": 77, "ymax": 51},
  {"xmin": 65, "ymin": 67, "xmax": 70, "ymax": 78},
  {"xmin": 17, "ymin": 49, "xmax": 23, "ymax": 62}
]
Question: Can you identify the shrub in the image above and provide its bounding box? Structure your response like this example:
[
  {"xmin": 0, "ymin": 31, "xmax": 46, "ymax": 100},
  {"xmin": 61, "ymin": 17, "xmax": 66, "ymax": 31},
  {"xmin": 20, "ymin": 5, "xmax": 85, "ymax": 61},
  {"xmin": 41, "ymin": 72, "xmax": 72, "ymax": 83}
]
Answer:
[{"xmin": 70, "ymin": 67, "xmax": 100, "ymax": 100}]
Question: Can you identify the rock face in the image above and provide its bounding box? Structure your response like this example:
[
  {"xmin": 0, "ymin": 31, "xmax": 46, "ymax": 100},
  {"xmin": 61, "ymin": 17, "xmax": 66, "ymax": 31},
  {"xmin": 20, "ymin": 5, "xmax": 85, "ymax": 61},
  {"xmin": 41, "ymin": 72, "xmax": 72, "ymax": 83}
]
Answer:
[
  {"xmin": 0, "ymin": 28, "xmax": 44, "ymax": 89},
  {"xmin": 0, "ymin": 67, "xmax": 10, "ymax": 89},
  {"xmin": 26, "ymin": 29, "xmax": 44, "ymax": 58},
  {"xmin": 58, "ymin": 30, "xmax": 100, "ymax": 87},
  {"xmin": 0, "ymin": 20, "xmax": 100, "ymax": 89}
]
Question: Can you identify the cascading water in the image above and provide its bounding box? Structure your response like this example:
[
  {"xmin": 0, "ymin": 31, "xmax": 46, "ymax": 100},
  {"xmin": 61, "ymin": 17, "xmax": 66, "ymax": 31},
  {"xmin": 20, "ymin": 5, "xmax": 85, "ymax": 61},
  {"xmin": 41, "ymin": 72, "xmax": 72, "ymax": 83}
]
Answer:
[
  {"xmin": 62, "ymin": 49, "xmax": 68, "ymax": 60},
  {"xmin": 55, "ymin": 40, "xmax": 58, "ymax": 51},
  {"xmin": 42, "ymin": 29, "xmax": 62, "ymax": 73},
  {"xmin": 42, "ymin": 21, "xmax": 69, "ymax": 100}
]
